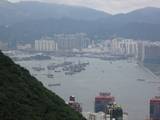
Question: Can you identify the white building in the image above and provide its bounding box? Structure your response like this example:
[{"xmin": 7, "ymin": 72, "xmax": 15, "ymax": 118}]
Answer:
[
  {"xmin": 35, "ymin": 38, "xmax": 57, "ymax": 52},
  {"xmin": 111, "ymin": 38, "xmax": 138, "ymax": 57},
  {"xmin": 120, "ymin": 39, "xmax": 138, "ymax": 56}
]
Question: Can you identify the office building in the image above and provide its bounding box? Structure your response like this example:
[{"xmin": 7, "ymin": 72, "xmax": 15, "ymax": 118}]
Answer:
[
  {"xmin": 143, "ymin": 43, "xmax": 160, "ymax": 64},
  {"xmin": 111, "ymin": 38, "xmax": 138, "ymax": 57},
  {"xmin": 137, "ymin": 41, "xmax": 145, "ymax": 61},
  {"xmin": 95, "ymin": 92, "xmax": 115, "ymax": 113},
  {"xmin": 54, "ymin": 33, "xmax": 91, "ymax": 51}
]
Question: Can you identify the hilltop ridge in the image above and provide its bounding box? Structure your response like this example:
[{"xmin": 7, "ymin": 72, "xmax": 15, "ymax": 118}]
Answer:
[{"xmin": 0, "ymin": 51, "xmax": 85, "ymax": 120}]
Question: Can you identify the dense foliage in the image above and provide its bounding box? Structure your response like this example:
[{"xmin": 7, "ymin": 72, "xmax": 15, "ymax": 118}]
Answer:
[{"xmin": 0, "ymin": 51, "xmax": 85, "ymax": 120}]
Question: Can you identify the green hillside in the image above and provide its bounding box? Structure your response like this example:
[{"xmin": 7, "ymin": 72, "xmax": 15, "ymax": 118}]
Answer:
[{"xmin": 0, "ymin": 51, "xmax": 85, "ymax": 120}]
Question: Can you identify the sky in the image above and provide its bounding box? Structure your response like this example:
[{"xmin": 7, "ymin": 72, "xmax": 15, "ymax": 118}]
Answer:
[{"xmin": 8, "ymin": 0, "xmax": 160, "ymax": 14}]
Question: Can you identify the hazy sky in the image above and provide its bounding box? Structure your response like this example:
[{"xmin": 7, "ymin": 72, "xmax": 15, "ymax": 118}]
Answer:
[{"xmin": 8, "ymin": 0, "xmax": 160, "ymax": 14}]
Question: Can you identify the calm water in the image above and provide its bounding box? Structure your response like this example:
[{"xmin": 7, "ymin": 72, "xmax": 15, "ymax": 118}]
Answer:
[{"xmin": 16, "ymin": 57, "xmax": 160, "ymax": 120}]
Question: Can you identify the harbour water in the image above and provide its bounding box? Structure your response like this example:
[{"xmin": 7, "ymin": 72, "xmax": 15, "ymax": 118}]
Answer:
[{"xmin": 16, "ymin": 57, "xmax": 160, "ymax": 120}]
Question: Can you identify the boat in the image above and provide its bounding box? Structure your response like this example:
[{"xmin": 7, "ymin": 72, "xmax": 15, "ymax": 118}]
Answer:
[
  {"xmin": 55, "ymin": 70, "xmax": 61, "ymax": 73},
  {"xmin": 47, "ymin": 74, "xmax": 54, "ymax": 78},
  {"xmin": 136, "ymin": 78, "xmax": 146, "ymax": 82},
  {"xmin": 48, "ymin": 83, "xmax": 61, "ymax": 87},
  {"xmin": 32, "ymin": 66, "xmax": 45, "ymax": 71}
]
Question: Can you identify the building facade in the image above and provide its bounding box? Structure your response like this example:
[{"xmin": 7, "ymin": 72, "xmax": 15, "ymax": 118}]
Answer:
[
  {"xmin": 143, "ymin": 43, "xmax": 160, "ymax": 64},
  {"xmin": 54, "ymin": 33, "xmax": 91, "ymax": 51},
  {"xmin": 137, "ymin": 41, "xmax": 145, "ymax": 62},
  {"xmin": 35, "ymin": 38, "xmax": 57, "ymax": 52},
  {"xmin": 150, "ymin": 96, "xmax": 160, "ymax": 120},
  {"xmin": 95, "ymin": 92, "xmax": 115, "ymax": 113},
  {"xmin": 111, "ymin": 38, "xmax": 138, "ymax": 57}
]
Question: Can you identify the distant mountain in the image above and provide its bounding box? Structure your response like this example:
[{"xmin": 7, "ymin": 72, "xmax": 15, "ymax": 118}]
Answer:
[
  {"xmin": 0, "ymin": 1, "xmax": 111, "ymax": 25},
  {"xmin": 115, "ymin": 22, "xmax": 160, "ymax": 40},
  {"xmin": 0, "ymin": 51, "xmax": 86, "ymax": 120},
  {"xmin": 110, "ymin": 7, "xmax": 160, "ymax": 24},
  {"xmin": 0, "ymin": 1, "xmax": 160, "ymax": 44}
]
